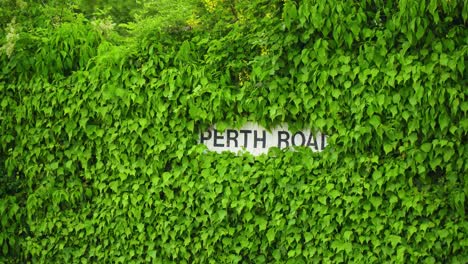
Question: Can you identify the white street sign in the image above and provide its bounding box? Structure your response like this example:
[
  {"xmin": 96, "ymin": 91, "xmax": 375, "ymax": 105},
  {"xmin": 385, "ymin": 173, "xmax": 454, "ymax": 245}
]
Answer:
[{"xmin": 200, "ymin": 122, "xmax": 327, "ymax": 155}]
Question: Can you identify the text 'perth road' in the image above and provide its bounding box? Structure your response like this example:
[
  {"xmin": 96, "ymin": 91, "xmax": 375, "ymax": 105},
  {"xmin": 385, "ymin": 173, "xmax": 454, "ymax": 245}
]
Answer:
[{"xmin": 199, "ymin": 123, "xmax": 327, "ymax": 155}]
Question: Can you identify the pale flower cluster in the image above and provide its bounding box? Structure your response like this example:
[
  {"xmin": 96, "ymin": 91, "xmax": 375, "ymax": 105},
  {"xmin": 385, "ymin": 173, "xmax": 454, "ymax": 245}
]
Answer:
[
  {"xmin": 186, "ymin": 14, "xmax": 201, "ymax": 28},
  {"xmin": 91, "ymin": 18, "xmax": 115, "ymax": 36},
  {"xmin": 203, "ymin": 0, "xmax": 218, "ymax": 13},
  {"xmin": 1, "ymin": 17, "xmax": 19, "ymax": 58}
]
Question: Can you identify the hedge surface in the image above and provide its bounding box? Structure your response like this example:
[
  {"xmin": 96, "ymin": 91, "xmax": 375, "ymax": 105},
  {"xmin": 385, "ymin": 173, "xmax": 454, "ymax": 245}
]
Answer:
[{"xmin": 1, "ymin": 0, "xmax": 467, "ymax": 263}]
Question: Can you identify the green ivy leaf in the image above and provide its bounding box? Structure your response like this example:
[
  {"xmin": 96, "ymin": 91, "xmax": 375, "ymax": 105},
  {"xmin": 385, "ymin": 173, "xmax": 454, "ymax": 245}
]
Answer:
[
  {"xmin": 266, "ymin": 228, "xmax": 276, "ymax": 243},
  {"xmin": 421, "ymin": 143, "xmax": 432, "ymax": 152}
]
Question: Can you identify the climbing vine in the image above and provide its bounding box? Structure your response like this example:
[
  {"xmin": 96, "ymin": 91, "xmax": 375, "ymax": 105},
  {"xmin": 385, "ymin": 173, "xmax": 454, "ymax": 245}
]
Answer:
[{"xmin": 1, "ymin": 0, "xmax": 467, "ymax": 262}]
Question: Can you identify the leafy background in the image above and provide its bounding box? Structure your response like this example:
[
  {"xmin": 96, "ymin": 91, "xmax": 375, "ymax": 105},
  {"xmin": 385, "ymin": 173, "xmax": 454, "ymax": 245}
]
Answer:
[{"xmin": 1, "ymin": 0, "xmax": 467, "ymax": 262}]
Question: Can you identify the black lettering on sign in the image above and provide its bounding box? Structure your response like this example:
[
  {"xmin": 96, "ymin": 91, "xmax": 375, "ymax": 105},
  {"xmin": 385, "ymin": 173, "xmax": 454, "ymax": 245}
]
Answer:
[
  {"xmin": 307, "ymin": 133, "xmax": 319, "ymax": 150},
  {"xmin": 213, "ymin": 129, "xmax": 224, "ymax": 147},
  {"xmin": 200, "ymin": 130, "xmax": 212, "ymax": 144},
  {"xmin": 239, "ymin": 130, "xmax": 252, "ymax": 147},
  {"xmin": 278, "ymin": 131, "xmax": 290, "ymax": 148},
  {"xmin": 254, "ymin": 130, "xmax": 266, "ymax": 148},
  {"xmin": 226, "ymin": 129, "xmax": 239, "ymax": 147},
  {"xmin": 292, "ymin": 132, "xmax": 306, "ymax": 146}
]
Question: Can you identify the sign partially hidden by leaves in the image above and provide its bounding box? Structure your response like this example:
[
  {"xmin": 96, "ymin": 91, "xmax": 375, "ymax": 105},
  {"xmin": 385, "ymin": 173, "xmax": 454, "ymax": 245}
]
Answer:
[
  {"xmin": 1, "ymin": 0, "xmax": 467, "ymax": 262},
  {"xmin": 200, "ymin": 122, "xmax": 327, "ymax": 155}
]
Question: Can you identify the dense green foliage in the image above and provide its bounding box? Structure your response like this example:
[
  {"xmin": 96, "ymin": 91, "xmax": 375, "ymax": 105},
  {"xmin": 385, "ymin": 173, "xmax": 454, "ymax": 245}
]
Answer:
[{"xmin": 1, "ymin": 0, "xmax": 467, "ymax": 262}]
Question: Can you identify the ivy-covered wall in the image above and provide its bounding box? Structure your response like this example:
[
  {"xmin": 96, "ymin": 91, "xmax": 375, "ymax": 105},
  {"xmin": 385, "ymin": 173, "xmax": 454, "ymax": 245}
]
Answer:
[{"xmin": 1, "ymin": 0, "xmax": 467, "ymax": 262}]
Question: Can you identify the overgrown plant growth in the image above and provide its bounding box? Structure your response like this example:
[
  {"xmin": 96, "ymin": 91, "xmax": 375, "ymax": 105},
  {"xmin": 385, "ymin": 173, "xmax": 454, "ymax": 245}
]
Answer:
[{"xmin": 1, "ymin": 0, "xmax": 467, "ymax": 262}]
